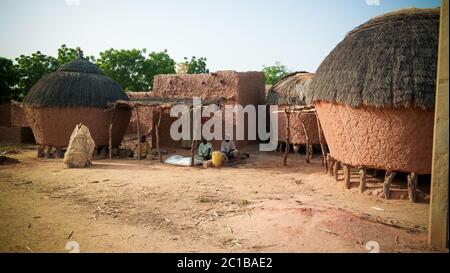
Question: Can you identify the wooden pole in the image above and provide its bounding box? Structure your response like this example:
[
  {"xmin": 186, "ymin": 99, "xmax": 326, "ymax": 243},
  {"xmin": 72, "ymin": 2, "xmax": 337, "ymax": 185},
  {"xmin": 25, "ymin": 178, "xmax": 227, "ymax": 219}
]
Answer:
[
  {"xmin": 359, "ymin": 167, "xmax": 366, "ymax": 193},
  {"xmin": 190, "ymin": 106, "xmax": 197, "ymax": 167},
  {"xmin": 333, "ymin": 161, "xmax": 340, "ymax": 181},
  {"xmin": 156, "ymin": 107, "xmax": 163, "ymax": 163},
  {"xmin": 407, "ymin": 172, "xmax": 418, "ymax": 203},
  {"xmin": 135, "ymin": 106, "xmax": 142, "ymax": 160},
  {"xmin": 283, "ymin": 110, "xmax": 290, "ymax": 166},
  {"xmin": 325, "ymin": 153, "xmax": 330, "ymax": 174},
  {"xmin": 328, "ymin": 156, "xmax": 334, "ymax": 178},
  {"xmin": 55, "ymin": 147, "xmax": 62, "ymax": 159},
  {"xmin": 108, "ymin": 111, "xmax": 114, "ymax": 160},
  {"xmin": 314, "ymin": 110, "xmax": 327, "ymax": 167},
  {"xmin": 383, "ymin": 170, "xmax": 396, "ymax": 199},
  {"xmin": 343, "ymin": 164, "xmax": 351, "ymax": 189},
  {"xmin": 429, "ymin": 0, "xmax": 449, "ymax": 249},
  {"xmin": 299, "ymin": 116, "xmax": 310, "ymax": 163}
]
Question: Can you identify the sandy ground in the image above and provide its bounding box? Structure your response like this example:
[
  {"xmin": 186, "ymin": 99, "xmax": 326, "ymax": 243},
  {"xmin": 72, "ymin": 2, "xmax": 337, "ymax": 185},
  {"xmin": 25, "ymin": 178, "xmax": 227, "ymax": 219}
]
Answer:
[{"xmin": 0, "ymin": 144, "xmax": 445, "ymax": 253}]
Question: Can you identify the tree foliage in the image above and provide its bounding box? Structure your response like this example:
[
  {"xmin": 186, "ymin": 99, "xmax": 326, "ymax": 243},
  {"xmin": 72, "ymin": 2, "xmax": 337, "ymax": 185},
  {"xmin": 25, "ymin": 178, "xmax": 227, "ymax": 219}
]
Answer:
[
  {"xmin": 0, "ymin": 45, "xmax": 207, "ymax": 102},
  {"xmin": 178, "ymin": 56, "xmax": 209, "ymax": 74},
  {"xmin": 263, "ymin": 62, "xmax": 290, "ymax": 85},
  {"xmin": 96, "ymin": 48, "xmax": 176, "ymax": 91}
]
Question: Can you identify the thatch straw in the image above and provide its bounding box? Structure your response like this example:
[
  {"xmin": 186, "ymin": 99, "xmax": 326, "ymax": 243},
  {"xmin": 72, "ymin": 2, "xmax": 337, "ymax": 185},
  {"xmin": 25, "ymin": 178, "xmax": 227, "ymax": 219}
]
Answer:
[
  {"xmin": 23, "ymin": 57, "xmax": 128, "ymax": 108},
  {"xmin": 266, "ymin": 72, "xmax": 314, "ymax": 105},
  {"xmin": 308, "ymin": 8, "xmax": 440, "ymax": 110}
]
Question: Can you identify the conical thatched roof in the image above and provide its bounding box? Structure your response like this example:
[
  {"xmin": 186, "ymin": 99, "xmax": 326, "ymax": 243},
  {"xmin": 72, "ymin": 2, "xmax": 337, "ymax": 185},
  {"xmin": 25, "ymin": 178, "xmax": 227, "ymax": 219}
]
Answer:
[
  {"xmin": 24, "ymin": 51, "xmax": 128, "ymax": 108},
  {"xmin": 308, "ymin": 8, "xmax": 440, "ymax": 110},
  {"xmin": 266, "ymin": 72, "xmax": 314, "ymax": 105}
]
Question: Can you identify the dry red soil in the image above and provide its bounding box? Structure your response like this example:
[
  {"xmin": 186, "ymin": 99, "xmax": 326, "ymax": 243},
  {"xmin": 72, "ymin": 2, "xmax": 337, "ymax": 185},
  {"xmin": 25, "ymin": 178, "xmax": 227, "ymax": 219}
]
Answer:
[{"xmin": 0, "ymin": 145, "xmax": 445, "ymax": 253}]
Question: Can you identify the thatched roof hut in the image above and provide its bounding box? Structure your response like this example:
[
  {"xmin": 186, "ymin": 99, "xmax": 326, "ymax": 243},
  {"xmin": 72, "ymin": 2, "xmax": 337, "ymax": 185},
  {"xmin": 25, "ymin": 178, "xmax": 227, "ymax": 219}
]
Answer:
[
  {"xmin": 266, "ymin": 72, "xmax": 313, "ymax": 106},
  {"xmin": 310, "ymin": 8, "xmax": 439, "ymax": 174},
  {"xmin": 23, "ymin": 50, "xmax": 131, "ymax": 148},
  {"xmin": 266, "ymin": 72, "xmax": 322, "ymax": 146}
]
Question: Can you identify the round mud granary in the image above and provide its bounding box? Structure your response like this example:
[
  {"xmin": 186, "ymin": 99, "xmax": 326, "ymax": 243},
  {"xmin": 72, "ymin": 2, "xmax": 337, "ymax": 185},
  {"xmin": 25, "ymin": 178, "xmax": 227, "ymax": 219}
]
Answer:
[
  {"xmin": 309, "ymin": 8, "xmax": 439, "ymax": 175},
  {"xmin": 23, "ymin": 50, "xmax": 131, "ymax": 148}
]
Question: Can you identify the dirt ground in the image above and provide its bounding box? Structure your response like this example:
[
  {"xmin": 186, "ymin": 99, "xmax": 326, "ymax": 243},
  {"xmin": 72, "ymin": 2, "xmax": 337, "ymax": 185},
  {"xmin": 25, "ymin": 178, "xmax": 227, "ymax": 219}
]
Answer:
[{"xmin": 0, "ymin": 144, "xmax": 445, "ymax": 253}]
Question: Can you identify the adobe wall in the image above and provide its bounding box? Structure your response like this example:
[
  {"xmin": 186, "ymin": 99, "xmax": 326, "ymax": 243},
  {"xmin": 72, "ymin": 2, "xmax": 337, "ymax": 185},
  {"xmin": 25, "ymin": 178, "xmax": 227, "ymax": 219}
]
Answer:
[
  {"xmin": 10, "ymin": 104, "xmax": 28, "ymax": 127},
  {"xmin": 0, "ymin": 103, "xmax": 30, "ymax": 127},
  {"xmin": 152, "ymin": 71, "xmax": 240, "ymax": 102},
  {"xmin": 315, "ymin": 101, "xmax": 434, "ymax": 174},
  {"xmin": 152, "ymin": 71, "xmax": 265, "ymax": 149},
  {"xmin": 126, "ymin": 92, "xmax": 154, "ymax": 135},
  {"xmin": 277, "ymin": 107, "xmax": 324, "ymax": 145},
  {"xmin": 0, "ymin": 127, "xmax": 34, "ymax": 144},
  {"xmin": 25, "ymin": 107, "xmax": 131, "ymax": 147},
  {"xmin": 0, "ymin": 103, "xmax": 11, "ymax": 127}
]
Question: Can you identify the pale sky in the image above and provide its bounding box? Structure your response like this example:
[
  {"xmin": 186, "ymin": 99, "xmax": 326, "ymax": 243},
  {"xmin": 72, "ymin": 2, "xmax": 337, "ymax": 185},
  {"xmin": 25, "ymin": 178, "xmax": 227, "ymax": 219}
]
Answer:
[{"xmin": 0, "ymin": 0, "xmax": 440, "ymax": 72}]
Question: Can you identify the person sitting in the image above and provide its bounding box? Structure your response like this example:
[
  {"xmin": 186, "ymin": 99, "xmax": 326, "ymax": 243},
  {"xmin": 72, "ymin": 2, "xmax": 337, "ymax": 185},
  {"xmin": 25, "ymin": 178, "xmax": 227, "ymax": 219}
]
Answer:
[
  {"xmin": 198, "ymin": 138, "xmax": 213, "ymax": 161},
  {"xmin": 221, "ymin": 134, "xmax": 239, "ymax": 162}
]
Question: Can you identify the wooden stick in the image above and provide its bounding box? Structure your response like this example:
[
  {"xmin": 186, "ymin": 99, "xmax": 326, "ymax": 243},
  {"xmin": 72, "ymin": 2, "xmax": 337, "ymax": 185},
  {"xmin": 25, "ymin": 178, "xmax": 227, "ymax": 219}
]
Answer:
[
  {"xmin": 314, "ymin": 111, "xmax": 327, "ymax": 167},
  {"xmin": 135, "ymin": 106, "xmax": 141, "ymax": 160},
  {"xmin": 108, "ymin": 111, "xmax": 114, "ymax": 160},
  {"xmin": 359, "ymin": 167, "xmax": 366, "ymax": 193},
  {"xmin": 407, "ymin": 172, "xmax": 418, "ymax": 203},
  {"xmin": 156, "ymin": 107, "xmax": 163, "ymax": 163},
  {"xmin": 45, "ymin": 146, "xmax": 52, "ymax": 159},
  {"xmin": 325, "ymin": 153, "xmax": 330, "ymax": 174},
  {"xmin": 299, "ymin": 116, "xmax": 310, "ymax": 163},
  {"xmin": 333, "ymin": 160, "xmax": 340, "ymax": 181},
  {"xmin": 283, "ymin": 110, "xmax": 291, "ymax": 166},
  {"xmin": 343, "ymin": 164, "xmax": 351, "ymax": 189},
  {"xmin": 190, "ymin": 107, "xmax": 197, "ymax": 167},
  {"xmin": 55, "ymin": 147, "xmax": 62, "ymax": 159},
  {"xmin": 328, "ymin": 155, "xmax": 334, "ymax": 177},
  {"xmin": 383, "ymin": 171, "xmax": 397, "ymax": 199},
  {"xmin": 37, "ymin": 146, "xmax": 44, "ymax": 158}
]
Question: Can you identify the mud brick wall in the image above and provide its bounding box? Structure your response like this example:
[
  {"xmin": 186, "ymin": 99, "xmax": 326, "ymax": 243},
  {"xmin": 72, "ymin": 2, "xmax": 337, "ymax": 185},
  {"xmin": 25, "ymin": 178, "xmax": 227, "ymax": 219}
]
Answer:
[
  {"xmin": 126, "ymin": 92, "xmax": 154, "ymax": 135},
  {"xmin": 151, "ymin": 71, "xmax": 265, "ymax": 150}
]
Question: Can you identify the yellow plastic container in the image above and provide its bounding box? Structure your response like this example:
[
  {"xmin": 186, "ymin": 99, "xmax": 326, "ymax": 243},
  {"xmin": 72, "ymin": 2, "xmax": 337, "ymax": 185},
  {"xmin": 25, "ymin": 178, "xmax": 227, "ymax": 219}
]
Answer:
[{"xmin": 212, "ymin": 151, "xmax": 222, "ymax": 167}]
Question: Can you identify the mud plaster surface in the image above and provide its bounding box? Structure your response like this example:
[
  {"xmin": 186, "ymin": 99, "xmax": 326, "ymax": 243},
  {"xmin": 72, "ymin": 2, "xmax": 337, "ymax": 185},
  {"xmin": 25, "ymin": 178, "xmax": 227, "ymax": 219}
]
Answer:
[
  {"xmin": 151, "ymin": 71, "xmax": 265, "ymax": 148},
  {"xmin": 126, "ymin": 92, "xmax": 154, "ymax": 135},
  {"xmin": 277, "ymin": 107, "xmax": 324, "ymax": 145},
  {"xmin": 25, "ymin": 107, "xmax": 131, "ymax": 147},
  {"xmin": 315, "ymin": 102, "xmax": 434, "ymax": 174}
]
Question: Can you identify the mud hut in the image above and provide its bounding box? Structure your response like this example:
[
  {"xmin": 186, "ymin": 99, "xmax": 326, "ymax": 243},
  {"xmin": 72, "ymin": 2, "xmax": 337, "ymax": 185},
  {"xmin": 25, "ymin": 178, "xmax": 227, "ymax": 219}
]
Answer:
[
  {"xmin": 23, "ymin": 49, "xmax": 131, "ymax": 155},
  {"xmin": 151, "ymin": 71, "xmax": 265, "ymax": 150},
  {"xmin": 266, "ymin": 72, "xmax": 324, "ymax": 149},
  {"xmin": 308, "ymin": 8, "xmax": 439, "ymax": 199}
]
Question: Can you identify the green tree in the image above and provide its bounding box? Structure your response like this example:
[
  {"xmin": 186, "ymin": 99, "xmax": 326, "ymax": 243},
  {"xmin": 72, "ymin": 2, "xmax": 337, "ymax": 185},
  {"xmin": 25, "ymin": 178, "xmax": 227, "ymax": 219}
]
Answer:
[
  {"xmin": 178, "ymin": 56, "xmax": 209, "ymax": 74},
  {"xmin": 14, "ymin": 51, "xmax": 59, "ymax": 100},
  {"xmin": 0, "ymin": 57, "xmax": 19, "ymax": 102},
  {"xmin": 96, "ymin": 48, "xmax": 176, "ymax": 91},
  {"xmin": 143, "ymin": 50, "xmax": 176, "ymax": 88},
  {"xmin": 263, "ymin": 62, "xmax": 289, "ymax": 85},
  {"xmin": 57, "ymin": 44, "xmax": 79, "ymax": 65}
]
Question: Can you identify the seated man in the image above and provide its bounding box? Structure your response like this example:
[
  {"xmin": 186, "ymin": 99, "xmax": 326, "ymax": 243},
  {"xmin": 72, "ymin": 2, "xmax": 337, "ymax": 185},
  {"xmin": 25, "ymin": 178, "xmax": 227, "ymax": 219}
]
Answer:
[
  {"xmin": 198, "ymin": 138, "xmax": 213, "ymax": 160},
  {"xmin": 221, "ymin": 134, "xmax": 239, "ymax": 162}
]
